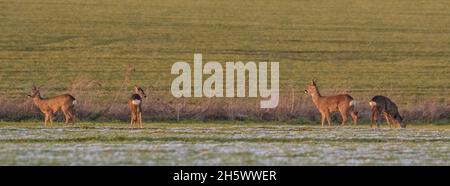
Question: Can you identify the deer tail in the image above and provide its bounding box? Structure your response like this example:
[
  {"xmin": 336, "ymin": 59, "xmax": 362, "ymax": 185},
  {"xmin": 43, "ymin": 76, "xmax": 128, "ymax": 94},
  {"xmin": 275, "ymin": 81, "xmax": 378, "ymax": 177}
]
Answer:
[
  {"xmin": 349, "ymin": 100, "xmax": 356, "ymax": 107},
  {"xmin": 66, "ymin": 95, "xmax": 77, "ymax": 106},
  {"xmin": 132, "ymin": 99, "xmax": 141, "ymax": 105},
  {"xmin": 69, "ymin": 97, "xmax": 77, "ymax": 122},
  {"xmin": 349, "ymin": 100, "xmax": 358, "ymax": 115},
  {"xmin": 369, "ymin": 101, "xmax": 377, "ymax": 107}
]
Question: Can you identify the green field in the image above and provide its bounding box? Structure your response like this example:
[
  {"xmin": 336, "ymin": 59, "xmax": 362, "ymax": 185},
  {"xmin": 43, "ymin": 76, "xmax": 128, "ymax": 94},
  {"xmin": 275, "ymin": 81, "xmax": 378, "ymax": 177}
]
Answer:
[
  {"xmin": 0, "ymin": 0, "xmax": 449, "ymax": 165},
  {"xmin": 0, "ymin": 0, "xmax": 449, "ymax": 107},
  {"xmin": 0, "ymin": 122, "xmax": 448, "ymax": 165}
]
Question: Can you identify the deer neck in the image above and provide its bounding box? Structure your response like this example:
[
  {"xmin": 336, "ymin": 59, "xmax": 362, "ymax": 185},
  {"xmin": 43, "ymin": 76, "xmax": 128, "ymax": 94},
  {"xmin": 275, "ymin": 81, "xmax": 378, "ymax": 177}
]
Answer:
[
  {"xmin": 310, "ymin": 90, "xmax": 322, "ymax": 106},
  {"xmin": 32, "ymin": 96, "xmax": 45, "ymax": 107}
]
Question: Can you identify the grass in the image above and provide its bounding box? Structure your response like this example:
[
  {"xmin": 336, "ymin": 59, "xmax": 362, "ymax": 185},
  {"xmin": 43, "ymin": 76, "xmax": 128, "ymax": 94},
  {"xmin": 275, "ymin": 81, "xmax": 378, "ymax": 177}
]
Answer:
[
  {"xmin": 0, "ymin": 0, "xmax": 449, "ymax": 107},
  {"xmin": 0, "ymin": 122, "xmax": 448, "ymax": 165},
  {"xmin": 0, "ymin": 0, "xmax": 448, "ymax": 166}
]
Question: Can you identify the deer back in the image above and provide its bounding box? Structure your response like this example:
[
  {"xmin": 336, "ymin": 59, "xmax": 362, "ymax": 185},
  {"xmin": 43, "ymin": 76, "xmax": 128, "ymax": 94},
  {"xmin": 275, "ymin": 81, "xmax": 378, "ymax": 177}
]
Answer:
[
  {"xmin": 129, "ymin": 94, "xmax": 143, "ymax": 112},
  {"xmin": 34, "ymin": 94, "xmax": 76, "ymax": 113},
  {"xmin": 318, "ymin": 94, "xmax": 354, "ymax": 112}
]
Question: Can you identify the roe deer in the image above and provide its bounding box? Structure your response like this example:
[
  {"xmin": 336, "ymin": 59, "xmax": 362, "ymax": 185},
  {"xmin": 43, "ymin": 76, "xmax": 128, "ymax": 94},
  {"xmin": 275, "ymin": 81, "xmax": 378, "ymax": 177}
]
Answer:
[
  {"xmin": 129, "ymin": 85, "xmax": 147, "ymax": 128},
  {"xmin": 304, "ymin": 80, "xmax": 358, "ymax": 127},
  {"xmin": 27, "ymin": 85, "xmax": 76, "ymax": 127},
  {"xmin": 369, "ymin": 95, "xmax": 405, "ymax": 128}
]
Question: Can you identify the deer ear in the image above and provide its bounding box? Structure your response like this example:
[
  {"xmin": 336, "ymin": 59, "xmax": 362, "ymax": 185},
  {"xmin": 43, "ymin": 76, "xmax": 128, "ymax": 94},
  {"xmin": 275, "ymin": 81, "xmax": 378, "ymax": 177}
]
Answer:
[{"xmin": 311, "ymin": 80, "xmax": 316, "ymax": 86}]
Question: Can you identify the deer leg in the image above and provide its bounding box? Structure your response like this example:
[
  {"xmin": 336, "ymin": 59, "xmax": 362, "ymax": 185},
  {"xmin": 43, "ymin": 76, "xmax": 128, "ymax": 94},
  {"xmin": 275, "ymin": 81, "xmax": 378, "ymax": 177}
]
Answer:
[
  {"xmin": 139, "ymin": 112, "xmax": 143, "ymax": 128},
  {"xmin": 340, "ymin": 111, "xmax": 347, "ymax": 126},
  {"xmin": 138, "ymin": 112, "xmax": 143, "ymax": 129},
  {"xmin": 49, "ymin": 112, "xmax": 54, "ymax": 127},
  {"xmin": 376, "ymin": 116, "xmax": 380, "ymax": 128},
  {"xmin": 64, "ymin": 113, "xmax": 69, "ymax": 127},
  {"xmin": 66, "ymin": 107, "xmax": 75, "ymax": 125},
  {"xmin": 325, "ymin": 112, "xmax": 332, "ymax": 127},
  {"xmin": 370, "ymin": 111, "xmax": 375, "ymax": 128},
  {"xmin": 136, "ymin": 112, "xmax": 140, "ymax": 129},
  {"xmin": 138, "ymin": 106, "xmax": 143, "ymax": 129},
  {"xmin": 68, "ymin": 111, "xmax": 75, "ymax": 125},
  {"xmin": 386, "ymin": 114, "xmax": 398, "ymax": 128},
  {"xmin": 68, "ymin": 114, "xmax": 74, "ymax": 126},
  {"xmin": 62, "ymin": 107, "xmax": 68, "ymax": 126},
  {"xmin": 72, "ymin": 106, "xmax": 77, "ymax": 124},
  {"xmin": 390, "ymin": 115, "xmax": 400, "ymax": 128},
  {"xmin": 341, "ymin": 113, "xmax": 347, "ymax": 126},
  {"xmin": 383, "ymin": 112, "xmax": 392, "ymax": 128},
  {"xmin": 373, "ymin": 113, "xmax": 380, "ymax": 128},
  {"xmin": 44, "ymin": 114, "xmax": 49, "ymax": 128},
  {"xmin": 130, "ymin": 111, "xmax": 136, "ymax": 128},
  {"xmin": 351, "ymin": 112, "xmax": 358, "ymax": 125},
  {"xmin": 372, "ymin": 109, "xmax": 381, "ymax": 128},
  {"xmin": 134, "ymin": 113, "xmax": 137, "ymax": 127},
  {"xmin": 62, "ymin": 110, "xmax": 69, "ymax": 127},
  {"xmin": 320, "ymin": 113, "xmax": 325, "ymax": 128}
]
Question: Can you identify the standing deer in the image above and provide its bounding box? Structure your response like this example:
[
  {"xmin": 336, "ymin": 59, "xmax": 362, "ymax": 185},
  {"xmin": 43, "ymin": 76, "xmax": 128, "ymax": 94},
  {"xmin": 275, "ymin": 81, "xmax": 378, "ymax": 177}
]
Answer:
[
  {"xmin": 129, "ymin": 85, "xmax": 147, "ymax": 128},
  {"xmin": 369, "ymin": 95, "xmax": 405, "ymax": 128},
  {"xmin": 27, "ymin": 85, "xmax": 77, "ymax": 127},
  {"xmin": 304, "ymin": 80, "xmax": 358, "ymax": 127}
]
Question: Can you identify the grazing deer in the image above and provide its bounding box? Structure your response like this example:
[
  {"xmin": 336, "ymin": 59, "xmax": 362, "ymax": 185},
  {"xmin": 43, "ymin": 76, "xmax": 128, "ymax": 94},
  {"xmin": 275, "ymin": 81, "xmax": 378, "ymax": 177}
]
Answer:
[
  {"xmin": 304, "ymin": 80, "xmax": 358, "ymax": 127},
  {"xmin": 369, "ymin": 95, "xmax": 405, "ymax": 128},
  {"xmin": 129, "ymin": 85, "xmax": 147, "ymax": 128},
  {"xmin": 27, "ymin": 85, "xmax": 77, "ymax": 127}
]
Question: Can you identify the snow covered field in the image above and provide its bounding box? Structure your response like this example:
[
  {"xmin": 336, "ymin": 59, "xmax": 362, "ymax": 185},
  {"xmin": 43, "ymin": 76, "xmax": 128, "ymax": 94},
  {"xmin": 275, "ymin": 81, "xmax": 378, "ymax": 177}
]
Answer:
[{"xmin": 0, "ymin": 122, "xmax": 448, "ymax": 165}]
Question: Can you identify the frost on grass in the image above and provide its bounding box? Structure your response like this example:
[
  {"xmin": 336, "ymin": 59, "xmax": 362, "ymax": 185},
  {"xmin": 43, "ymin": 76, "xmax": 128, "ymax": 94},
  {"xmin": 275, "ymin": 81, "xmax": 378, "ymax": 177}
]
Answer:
[{"xmin": 0, "ymin": 124, "xmax": 448, "ymax": 165}]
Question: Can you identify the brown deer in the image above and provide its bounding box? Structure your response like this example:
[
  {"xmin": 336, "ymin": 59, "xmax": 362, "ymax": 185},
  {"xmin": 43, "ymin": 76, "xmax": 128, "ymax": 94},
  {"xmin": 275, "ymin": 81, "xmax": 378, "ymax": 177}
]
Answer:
[
  {"xmin": 27, "ymin": 85, "xmax": 77, "ymax": 127},
  {"xmin": 369, "ymin": 95, "xmax": 405, "ymax": 128},
  {"xmin": 304, "ymin": 80, "xmax": 358, "ymax": 127},
  {"xmin": 129, "ymin": 85, "xmax": 147, "ymax": 128}
]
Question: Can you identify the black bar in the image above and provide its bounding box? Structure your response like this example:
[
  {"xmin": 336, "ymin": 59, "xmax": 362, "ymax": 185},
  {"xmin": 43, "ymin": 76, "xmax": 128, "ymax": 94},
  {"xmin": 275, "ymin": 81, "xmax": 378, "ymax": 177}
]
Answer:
[{"xmin": 0, "ymin": 166, "xmax": 447, "ymax": 185}]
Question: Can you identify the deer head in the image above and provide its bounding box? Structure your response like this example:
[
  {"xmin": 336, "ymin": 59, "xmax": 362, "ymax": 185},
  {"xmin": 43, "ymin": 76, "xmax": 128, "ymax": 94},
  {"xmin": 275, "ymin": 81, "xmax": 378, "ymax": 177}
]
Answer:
[
  {"xmin": 304, "ymin": 80, "xmax": 319, "ymax": 96},
  {"xmin": 393, "ymin": 113, "xmax": 405, "ymax": 128},
  {"xmin": 27, "ymin": 84, "xmax": 41, "ymax": 99},
  {"xmin": 134, "ymin": 85, "xmax": 147, "ymax": 99}
]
